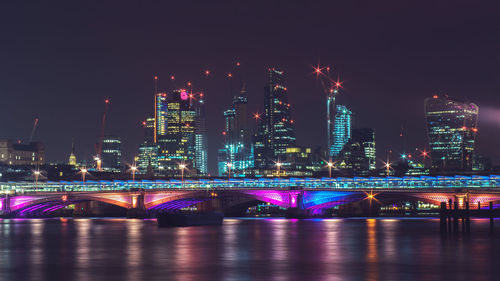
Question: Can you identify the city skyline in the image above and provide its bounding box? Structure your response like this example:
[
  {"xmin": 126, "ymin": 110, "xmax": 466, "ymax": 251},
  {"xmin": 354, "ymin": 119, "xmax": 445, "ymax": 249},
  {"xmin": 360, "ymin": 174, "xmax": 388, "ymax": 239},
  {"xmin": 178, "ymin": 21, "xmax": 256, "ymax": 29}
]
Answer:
[{"xmin": 1, "ymin": 1, "xmax": 500, "ymax": 174}]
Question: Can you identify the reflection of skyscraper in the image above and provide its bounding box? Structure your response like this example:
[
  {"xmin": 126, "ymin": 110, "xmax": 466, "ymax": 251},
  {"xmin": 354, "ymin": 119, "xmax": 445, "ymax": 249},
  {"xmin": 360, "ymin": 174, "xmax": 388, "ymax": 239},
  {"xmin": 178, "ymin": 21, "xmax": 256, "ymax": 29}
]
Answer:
[
  {"xmin": 331, "ymin": 105, "xmax": 352, "ymax": 157},
  {"xmin": 194, "ymin": 95, "xmax": 208, "ymax": 175},
  {"xmin": 157, "ymin": 89, "xmax": 196, "ymax": 174},
  {"xmin": 425, "ymin": 95, "xmax": 478, "ymax": 171}
]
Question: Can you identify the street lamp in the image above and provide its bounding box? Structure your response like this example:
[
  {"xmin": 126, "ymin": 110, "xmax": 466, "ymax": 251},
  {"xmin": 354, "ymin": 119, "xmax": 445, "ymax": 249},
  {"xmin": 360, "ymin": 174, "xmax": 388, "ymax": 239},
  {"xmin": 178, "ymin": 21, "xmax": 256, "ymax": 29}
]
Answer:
[
  {"xmin": 383, "ymin": 162, "xmax": 392, "ymax": 177},
  {"xmin": 327, "ymin": 161, "xmax": 334, "ymax": 178},
  {"xmin": 275, "ymin": 162, "xmax": 282, "ymax": 177},
  {"xmin": 179, "ymin": 163, "xmax": 186, "ymax": 182},
  {"xmin": 130, "ymin": 165, "xmax": 137, "ymax": 182},
  {"xmin": 226, "ymin": 163, "xmax": 232, "ymax": 179},
  {"xmin": 34, "ymin": 170, "xmax": 41, "ymax": 189},
  {"xmin": 81, "ymin": 167, "xmax": 88, "ymax": 183}
]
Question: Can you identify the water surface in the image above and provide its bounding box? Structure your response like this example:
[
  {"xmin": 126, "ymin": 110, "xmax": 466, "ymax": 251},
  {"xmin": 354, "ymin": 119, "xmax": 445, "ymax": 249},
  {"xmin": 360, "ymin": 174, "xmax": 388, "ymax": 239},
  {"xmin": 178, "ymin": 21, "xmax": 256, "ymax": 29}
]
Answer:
[{"xmin": 1, "ymin": 218, "xmax": 499, "ymax": 281}]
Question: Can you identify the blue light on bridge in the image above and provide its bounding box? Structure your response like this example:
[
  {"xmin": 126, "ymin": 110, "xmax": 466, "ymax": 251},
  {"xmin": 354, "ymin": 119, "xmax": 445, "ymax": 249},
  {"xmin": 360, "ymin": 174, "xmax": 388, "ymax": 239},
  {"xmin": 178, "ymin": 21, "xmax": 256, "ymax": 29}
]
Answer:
[{"xmin": 0, "ymin": 175, "xmax": 499, "ymax": 193}]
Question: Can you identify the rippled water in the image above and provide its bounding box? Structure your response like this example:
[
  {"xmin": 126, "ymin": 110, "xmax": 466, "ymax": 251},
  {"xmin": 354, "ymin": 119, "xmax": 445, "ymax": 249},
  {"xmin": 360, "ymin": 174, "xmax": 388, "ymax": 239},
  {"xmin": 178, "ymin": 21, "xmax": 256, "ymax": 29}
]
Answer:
[{"xmin": 1, "ymin": 218, "xmax": 500, "ymax": 280}]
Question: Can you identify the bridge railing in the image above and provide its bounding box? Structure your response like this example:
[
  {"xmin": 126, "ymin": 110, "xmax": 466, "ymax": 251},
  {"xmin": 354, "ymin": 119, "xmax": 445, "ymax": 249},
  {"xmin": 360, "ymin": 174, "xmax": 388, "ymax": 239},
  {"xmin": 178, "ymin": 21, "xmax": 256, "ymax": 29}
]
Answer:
[{"xmin": 1, "ymin": 175, "xmax": 499, "ymax": 194}]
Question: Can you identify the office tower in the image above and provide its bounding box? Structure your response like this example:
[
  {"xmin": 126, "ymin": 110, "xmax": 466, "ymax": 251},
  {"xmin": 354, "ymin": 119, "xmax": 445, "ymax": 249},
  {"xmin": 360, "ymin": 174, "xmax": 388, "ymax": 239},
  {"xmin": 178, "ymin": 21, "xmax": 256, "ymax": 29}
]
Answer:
[
  {"xmin": 154, "ymin": 93, "xmax": 168, "ymax": 143},
  {"xmin": 194, "ymin": 95, "xmax": 208, "ymax": 175},
  {"xmin": 330, "ymin": 105, "xmax": 352, "ymax": 157},
  {"xmin": 252, "ymin": 120, "xmax": 268, "ymax": 169},
  {"xmin": 424, "ymin": 95, "xmax": 478, "ymax": 171},
  {"xmin": 157, "ymin": 89, "xmax": 196, "ymax": 174},
  {"xmin": 101, "ymin": 136, "xmax": 121, "ymax": 172},
  {"xmin": 263, "ymin": 68, "xmax": 296, "ymax": 159},
  {"xmin": 138, "ymin": 117, "xmax": 159, "ymax": 173},
  {"xmin": 327, "ymin": 87, "xmax": 340, "ymax": 158},
  {"xmin": 352, "ymin": 128, "xmax": 376, "ymax": 170},
  {"xmin": 218, "ymin": 86, "xmax": 254, "ymax": 176}
]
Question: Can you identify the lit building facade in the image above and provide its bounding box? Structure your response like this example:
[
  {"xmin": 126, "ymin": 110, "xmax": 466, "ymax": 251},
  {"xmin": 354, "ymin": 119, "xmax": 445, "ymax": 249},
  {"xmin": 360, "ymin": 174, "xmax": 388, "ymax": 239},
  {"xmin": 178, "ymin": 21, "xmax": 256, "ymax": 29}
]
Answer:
[
  {"xmin": 264, "ymin": 68, "xmax": 296, "ymax": 158},
  {"xmin": 0, "ymin": 139, "xmax": 44, "ymax": 166},
  {"xmin": 101, "ymin": 136, "xmax": 121, "ymax": 172},
  {"xmin": 218, "ymin": 87, "xmax": 254, "ymax": 176},
  {"xmin": 154, "ymin": 93, "xmax": 168, "ymax": 142},
  {"xmin": 338, "ymin": 128, "xmax": 375, "ymax": 176},
  {"xmin": 137, "ymin": 117, "xmax": 159, "ymax": 173},
  {"xmin": 327, "ymin": 87, "xmax": 340, "ymax": 158},
  {"xmin": 330, "ymin": 105, "xmax": 352, "ymax": 157},
  {"xmin": 351, "ymin": 128, "xmax": 376, "ymax": 171},
  {"xmin": 253, "ymin": 68, "xmax": 296, "ymax": 170},
  {"xmin": 194, "ymin": 96, "xmax": 208, "ymax": 175},
  {"xmin": 424, "ymin": 95, "xmax": 478, "ymax": 171},
  {"xmin": 157, "ymin": 89, "xmax": 196, "ymax": 175}
]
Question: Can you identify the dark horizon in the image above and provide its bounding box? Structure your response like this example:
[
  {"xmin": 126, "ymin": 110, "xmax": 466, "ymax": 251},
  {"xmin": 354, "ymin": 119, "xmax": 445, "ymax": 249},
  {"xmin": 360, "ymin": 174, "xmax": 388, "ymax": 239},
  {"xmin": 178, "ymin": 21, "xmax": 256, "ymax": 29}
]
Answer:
[{"xmin": 1, "ymin": 1, "xmax": 500, "ymax": 174}]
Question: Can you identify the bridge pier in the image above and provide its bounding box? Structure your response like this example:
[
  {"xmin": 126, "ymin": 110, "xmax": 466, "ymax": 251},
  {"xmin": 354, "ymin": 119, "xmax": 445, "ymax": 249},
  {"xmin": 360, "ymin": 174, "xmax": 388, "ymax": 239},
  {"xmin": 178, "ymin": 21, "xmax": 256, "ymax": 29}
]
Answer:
[
  {"xmin": 285, "ymin": 191, "xmax": 311, "ymax": 218},
  {"xmin": 0, "ymin": 195, "xmax": 12, "ymax": 218},
  {"xmin": 127, "ymin": 194, "xmax": 146, "ymax": 218}
]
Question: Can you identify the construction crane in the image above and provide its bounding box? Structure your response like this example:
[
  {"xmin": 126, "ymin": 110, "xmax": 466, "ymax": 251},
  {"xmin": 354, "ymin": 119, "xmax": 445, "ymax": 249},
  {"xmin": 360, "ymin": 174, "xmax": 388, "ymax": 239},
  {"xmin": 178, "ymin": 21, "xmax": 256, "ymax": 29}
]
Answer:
[
  {"xmin": 28, "ymin": 117, "xmax": 39, "ymax": 143},
  {"xmin": 95, "ymin": 98, "xmax": 110, "ymax": 171}
]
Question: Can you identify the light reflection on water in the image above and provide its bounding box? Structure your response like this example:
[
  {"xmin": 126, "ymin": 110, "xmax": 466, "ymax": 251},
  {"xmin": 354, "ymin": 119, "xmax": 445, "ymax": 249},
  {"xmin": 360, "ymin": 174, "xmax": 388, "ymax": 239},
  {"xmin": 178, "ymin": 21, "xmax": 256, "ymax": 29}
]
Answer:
[{"xmin": 0, "ymin": 218, "xmax": 499, "ymax": 280}]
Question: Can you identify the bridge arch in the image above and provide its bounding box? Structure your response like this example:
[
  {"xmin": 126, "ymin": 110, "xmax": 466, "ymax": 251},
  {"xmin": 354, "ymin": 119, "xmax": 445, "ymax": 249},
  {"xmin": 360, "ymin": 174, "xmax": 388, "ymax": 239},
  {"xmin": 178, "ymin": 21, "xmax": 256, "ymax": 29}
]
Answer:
[{"xmin": 7, "ymin": 192, "xmax": 136, "ymax": 214}]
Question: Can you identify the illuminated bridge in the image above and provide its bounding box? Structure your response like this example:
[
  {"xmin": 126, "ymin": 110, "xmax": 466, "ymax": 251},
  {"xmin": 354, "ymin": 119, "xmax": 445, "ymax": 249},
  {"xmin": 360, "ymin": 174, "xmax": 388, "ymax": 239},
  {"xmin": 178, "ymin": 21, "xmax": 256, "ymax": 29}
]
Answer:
[{"xmin": 2, "ymin": 175, "xmax": 500, "ymax": 217}]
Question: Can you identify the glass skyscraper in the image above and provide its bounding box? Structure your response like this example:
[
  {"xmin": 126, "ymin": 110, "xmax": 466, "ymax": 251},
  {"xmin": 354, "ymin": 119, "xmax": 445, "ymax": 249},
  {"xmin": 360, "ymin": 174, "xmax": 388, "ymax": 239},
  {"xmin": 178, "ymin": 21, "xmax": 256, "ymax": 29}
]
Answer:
[
  {"xmin": 218, "ymin": 87, "xmax": 254, "ymax": 176},
  {"xmin": 194, "ymin": 96, "xmax": 208, "ymax": 175},
  {"xmin": 351, "ymin": 128, "xmax": 376, "ymax": 171},
  {"xmin": 101, "ymin": 136, "xmax": 121, "ymax": 172},
  {"xmin": 255, "ymin": 68, "xmax": 295, "ymax": 165},
  {"xmin": 330, "ymin": 105, "xmax": 352, "ymax": 157},
  {"xmin": 425, "ymin": 95, "xmax": 478, "ymax": 171},
  {"xmin": 138, "ymin": 117, "xmax": 159, "ymax": 173},
  {"xmin": 157, "ymin": 89, "xmax": 196, "ymax": 175},
  {"xmin": 154, "ymin": 93, "xmax": 168, "ymax": 143}
]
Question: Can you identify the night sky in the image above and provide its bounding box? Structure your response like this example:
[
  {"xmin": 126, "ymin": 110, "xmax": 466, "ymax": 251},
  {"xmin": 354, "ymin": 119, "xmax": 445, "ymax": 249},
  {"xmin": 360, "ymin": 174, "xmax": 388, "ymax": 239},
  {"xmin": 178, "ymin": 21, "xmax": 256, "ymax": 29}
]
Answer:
[{"xmin": 1, "ymin": 1, "xmax": 500, "ymax": 174}]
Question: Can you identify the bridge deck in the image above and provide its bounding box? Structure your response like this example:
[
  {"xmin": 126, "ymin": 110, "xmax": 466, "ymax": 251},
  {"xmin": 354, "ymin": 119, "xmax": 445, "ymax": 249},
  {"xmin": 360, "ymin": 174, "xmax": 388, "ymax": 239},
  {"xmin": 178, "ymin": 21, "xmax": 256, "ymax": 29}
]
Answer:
[{"xmin": 1, "ymin": 175, "xmax": 500, "ymax": 193}]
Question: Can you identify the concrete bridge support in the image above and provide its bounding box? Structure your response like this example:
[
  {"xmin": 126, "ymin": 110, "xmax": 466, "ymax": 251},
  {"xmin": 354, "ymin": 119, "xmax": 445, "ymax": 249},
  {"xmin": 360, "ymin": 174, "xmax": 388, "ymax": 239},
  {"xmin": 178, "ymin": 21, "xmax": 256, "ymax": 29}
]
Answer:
[
  {"xmin": 285, "ymin": 191, "xmax": 311, "ymax": 218},
  {"xmin": 0, "ymin": 195, "xmax": 12, "ymax": 218},
  {"xmin": 126, "ymin": 193, "xmax": 146, "ymax": 218}
]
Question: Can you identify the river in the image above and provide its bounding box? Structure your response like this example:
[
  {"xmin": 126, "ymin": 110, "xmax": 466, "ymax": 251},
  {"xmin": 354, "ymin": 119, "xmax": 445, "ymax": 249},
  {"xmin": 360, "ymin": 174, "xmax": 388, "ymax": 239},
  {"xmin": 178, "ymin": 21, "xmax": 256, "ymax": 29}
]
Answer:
[{"xmin": 0, "ymin": 217, "xmax": 499, "ymax": 280}]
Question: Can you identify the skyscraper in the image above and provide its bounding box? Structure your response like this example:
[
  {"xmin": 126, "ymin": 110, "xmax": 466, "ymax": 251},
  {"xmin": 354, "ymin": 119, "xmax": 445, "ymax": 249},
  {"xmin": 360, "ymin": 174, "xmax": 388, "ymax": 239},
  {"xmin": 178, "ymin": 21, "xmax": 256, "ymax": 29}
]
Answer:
[
  {"xmin": 262, "ymin": 68, "xmax": 296, "ymax": 160},
  {"xmin": 101, "ymin": 136, "xmax": 121, "ymax": 172},
  {"xmin": 154, "ymin": 93, "xmax": 168, "ymax": 143},
  {"xmin": 351, "ymin": 128, "xmax": 376, "ymax": 171},
  {"xmin": 137, "ymin": 117, "xmax": 159, "ymax": 173},
  {"xmin": 331, "ymin": 105, "xmax": 352, "ymax": 157},
  {"xmin": 194, "ymin": 95, "xmax": 208, "ymax": 175},
  {"xmin": 326, "ymin": 87, "xmax": 340, "ymax": 158},
  {"xmin": 424, "ymin": 95, "xmax": 478, "ymax": 171},
  {"xmin": 218, "ymin": 86, "xmax": 254, "ymax": 176},
  {"xmin": 157, "ymin": 89, "xmax": 196, "ymax": 174}
]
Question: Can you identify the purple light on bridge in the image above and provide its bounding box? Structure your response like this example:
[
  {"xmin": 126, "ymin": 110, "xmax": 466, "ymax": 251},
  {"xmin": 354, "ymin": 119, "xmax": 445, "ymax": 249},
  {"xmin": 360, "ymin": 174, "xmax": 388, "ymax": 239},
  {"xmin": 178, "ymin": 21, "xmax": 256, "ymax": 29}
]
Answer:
[
  {"xmin": 149, "ymin": 198, "xmax": 208, "ymax": 210},
  {"xmin": 18, "ymin": 203, "xmax": 50, "ymax": 215},
  {"xmin": 241, "ymin": 191, "xmax": 291, "ymax": 208},
  {"xmin": 42, "ymin": 205, "xmax": 66, "ymax": 213}
]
